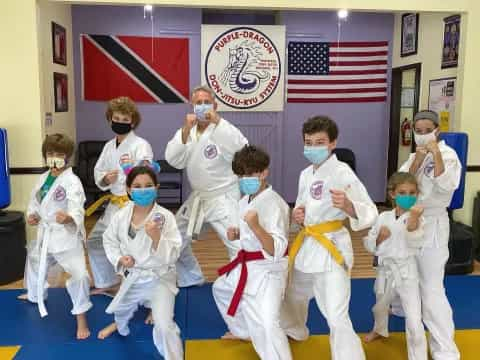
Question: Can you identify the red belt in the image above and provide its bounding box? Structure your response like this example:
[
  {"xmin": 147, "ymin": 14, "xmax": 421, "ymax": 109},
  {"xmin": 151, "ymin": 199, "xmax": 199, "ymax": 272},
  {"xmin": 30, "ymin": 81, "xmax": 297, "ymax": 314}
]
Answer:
[{"xmin": 217, "ymin": 249, "xmax": 265, "ymax": 316}]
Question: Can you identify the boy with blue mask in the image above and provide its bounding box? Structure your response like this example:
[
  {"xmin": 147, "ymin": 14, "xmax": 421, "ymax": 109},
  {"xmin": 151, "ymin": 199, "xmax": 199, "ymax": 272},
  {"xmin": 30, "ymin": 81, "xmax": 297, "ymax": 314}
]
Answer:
[
  {"xmin": 280, "ymin": 116, "xmax": 378, "ymax": 360},
  {"xmin": 212, "ymin": 145, "xmax": 292, "ymax": 360},
  {"xmin": 165, "ymin": 85, "xmax": 248, "ymax": 287},
  {"xmin": 363, "ymin": 172, "xmax": 427, "ymax": 360},
  {"xmin": 393, "ymin": 110, "xmax": 461, "ymax": 359}
]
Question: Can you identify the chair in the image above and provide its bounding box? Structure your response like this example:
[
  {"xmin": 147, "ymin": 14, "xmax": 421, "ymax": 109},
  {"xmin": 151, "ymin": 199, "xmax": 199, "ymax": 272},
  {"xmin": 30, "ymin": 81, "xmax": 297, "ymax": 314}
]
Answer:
[
  {"xmin": 333, "ymin": 148, "xmax": 356, "ymax": 173},
  {"xmin": 75, "ymin": 140, "xmax": 107, "ymax": 207},
  {"xmin": 157, "ymin": 159, "xmax": 183, "ymax": 207}
]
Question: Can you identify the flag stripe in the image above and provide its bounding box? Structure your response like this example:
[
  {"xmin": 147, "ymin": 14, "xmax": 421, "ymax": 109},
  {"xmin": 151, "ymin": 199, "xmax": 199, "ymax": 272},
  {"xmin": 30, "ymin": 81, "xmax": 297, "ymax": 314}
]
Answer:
[
  {"xmin": 288, "ymin": 78, "xmax": 386, "ymax": 85},
  {"xmin": 330, "ymin": 56, "xmax": 388, "ymax": 61},
  {"xmin": 329, "ymin": 69, "xmax": 387, "ymax": 75},
  {"xmin": 329, "ymin": 51, "xmax": 388, "ymax": 57},
  {"xmin": 289, "ymin": 74, "xmax": 386, "ymax": 81},
  {"xmin": 288, "ymin": 87, "xmax": 387, "ymax": 94},
  {"xmin": 89, "ymin": 35, "xmax": 186, "ymax": 103},
  {"xmin": 288, "ymin": 92, "xmax": 387, "ymax": 98},
  {"xmin": 288, "ymin": 96, "xmax": 387, "ymax": 103},
  {"xmin": 330, "ymin": 60, "xmax": 387, "ymax": 66},
  {"xmin": 328, "ymin": 41, "xmax": 388, "ymax": 47}
]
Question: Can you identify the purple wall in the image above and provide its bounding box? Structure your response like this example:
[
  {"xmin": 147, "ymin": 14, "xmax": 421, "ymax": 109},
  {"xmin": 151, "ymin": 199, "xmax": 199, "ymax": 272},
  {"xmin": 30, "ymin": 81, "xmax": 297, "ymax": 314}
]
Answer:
[{"xmin": 73, "ymin": 6, "xmax": 393, "ymax": 202}]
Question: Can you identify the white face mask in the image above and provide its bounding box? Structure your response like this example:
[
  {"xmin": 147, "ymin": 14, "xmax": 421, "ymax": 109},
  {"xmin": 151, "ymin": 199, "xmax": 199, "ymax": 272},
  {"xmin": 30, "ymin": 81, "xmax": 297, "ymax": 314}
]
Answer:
[
  {"xmin": 46, "ymin": 156, "xmax": 66, "ymax": 169},
  {"xmin": 414, "ymin": 130, "xmax": 437, "ymax": 146}
]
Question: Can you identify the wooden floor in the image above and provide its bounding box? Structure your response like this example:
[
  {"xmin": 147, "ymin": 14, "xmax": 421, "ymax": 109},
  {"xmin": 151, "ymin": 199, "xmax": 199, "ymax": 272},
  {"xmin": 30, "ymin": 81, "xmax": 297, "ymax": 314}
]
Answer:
[{"xmin": 2, "ymin": 213, "xmax": 479, "ymax": 290}]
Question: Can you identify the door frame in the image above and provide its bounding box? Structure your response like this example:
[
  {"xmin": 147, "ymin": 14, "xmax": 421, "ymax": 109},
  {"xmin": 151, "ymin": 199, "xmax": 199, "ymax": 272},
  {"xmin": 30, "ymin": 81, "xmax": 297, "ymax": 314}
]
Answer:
[{"xmin": 387, "ymin": 63, "xmax": 422, "ymax": 179}]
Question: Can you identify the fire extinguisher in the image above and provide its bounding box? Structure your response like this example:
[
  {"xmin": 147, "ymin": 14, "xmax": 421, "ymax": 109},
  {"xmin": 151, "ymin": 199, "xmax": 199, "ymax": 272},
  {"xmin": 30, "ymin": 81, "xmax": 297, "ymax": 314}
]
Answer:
[{"xmin": 401, "ymin": 118, "xmax": 412, "ymax": 146}]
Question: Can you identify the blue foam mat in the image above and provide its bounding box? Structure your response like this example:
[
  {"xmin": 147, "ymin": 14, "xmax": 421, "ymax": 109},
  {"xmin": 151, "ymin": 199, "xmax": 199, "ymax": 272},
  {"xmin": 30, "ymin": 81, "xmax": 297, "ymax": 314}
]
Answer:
[{"xmin": 1, "ymin": 275, "xmax": 479, "ymax": 359}]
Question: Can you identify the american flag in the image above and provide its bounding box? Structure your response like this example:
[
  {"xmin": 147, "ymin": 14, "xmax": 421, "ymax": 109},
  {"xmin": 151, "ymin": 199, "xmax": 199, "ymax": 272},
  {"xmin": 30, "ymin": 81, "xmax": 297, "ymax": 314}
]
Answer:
[{"xmin": 287, "ymin": 41, "xmax": 389, "ymax": 103}]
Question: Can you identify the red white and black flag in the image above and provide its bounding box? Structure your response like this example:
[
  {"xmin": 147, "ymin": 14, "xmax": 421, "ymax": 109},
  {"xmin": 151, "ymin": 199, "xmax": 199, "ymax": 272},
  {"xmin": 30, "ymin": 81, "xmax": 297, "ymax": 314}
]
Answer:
[{"xmin": 81, "ymin": 34, "xmax": 189, "ymax": 103}]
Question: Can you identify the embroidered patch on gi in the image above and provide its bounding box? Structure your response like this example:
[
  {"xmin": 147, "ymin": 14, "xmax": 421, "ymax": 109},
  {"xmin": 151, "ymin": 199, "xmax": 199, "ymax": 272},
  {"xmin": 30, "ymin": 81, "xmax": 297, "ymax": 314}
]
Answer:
[
  {"xmin": 54, "ymin": 186, "xmax": 67, "ymax": 201},
  {"xmin": 204, "ymin": 144, "xmax": 218, "ymax": 159},
  {"xmin": 153, "ymin": 212, "xmax": 166, "ymax": 228},
  {"xmin": 119, "ymin": 153, "xmax": 131, "ymax": 165},
  {"xmin": 310, "ymin": 181, "xmax": 324, "ymax": 200},
  {"xmin": 424, "ymin": 161, "xmax": 435, "ymax": 176}
]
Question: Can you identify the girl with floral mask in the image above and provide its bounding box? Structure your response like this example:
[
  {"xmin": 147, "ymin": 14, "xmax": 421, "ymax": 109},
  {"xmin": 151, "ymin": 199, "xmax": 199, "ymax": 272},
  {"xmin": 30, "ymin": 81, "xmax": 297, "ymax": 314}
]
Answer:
[
  {"xmin": 363, "ymin": 172, "xmax": 427, "ymax": 360},
  {"xmin": 98, "ymin": 165, "xmax": 183, "ymax": 360}
]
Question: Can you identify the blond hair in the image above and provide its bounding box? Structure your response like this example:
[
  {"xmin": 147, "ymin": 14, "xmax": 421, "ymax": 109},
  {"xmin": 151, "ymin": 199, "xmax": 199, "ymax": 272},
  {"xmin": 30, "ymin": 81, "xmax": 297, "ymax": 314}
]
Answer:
[{"xmin": 105, "ymin": 96, "xmax": 141, "ymax": 129}]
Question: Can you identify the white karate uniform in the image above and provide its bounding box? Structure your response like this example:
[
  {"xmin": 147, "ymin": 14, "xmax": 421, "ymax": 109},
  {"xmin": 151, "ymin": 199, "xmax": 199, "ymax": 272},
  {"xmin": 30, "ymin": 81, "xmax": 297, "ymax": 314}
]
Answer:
[
  {"xmin": 280, "ymin": 154, "xmax": 378, "ymax": 360},
  {"xmin": 165, "ymin": 118, "xmax": 248, "ymax": 287},
  {"xmin": 213, "ymin": 186, "xmax": 292, "ymax": 360},
  {"xmin": 363, "ymin": 209, "xmax": 427, "ymax": 360},
  {"xmin": 103, "ymin": 202, "xmax": 183, "ymax": 360},
  {"xmin": 24, "ymin": 168, "xmax": 92, "ymax": 318},
  {"xmin": 87, "ymin": 131, "xmax": 154, "ymax": 289},
  {"xmin": 394, "ymin": 140, "xmax": 461, "ymax": 360}
]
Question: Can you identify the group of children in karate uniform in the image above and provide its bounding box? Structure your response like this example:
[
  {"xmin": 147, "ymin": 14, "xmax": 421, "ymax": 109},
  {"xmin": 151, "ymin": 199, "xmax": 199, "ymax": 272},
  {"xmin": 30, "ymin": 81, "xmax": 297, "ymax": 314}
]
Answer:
[{"xmin": 17, "ymin": 85, "xmax": 461, "ymax": 360}]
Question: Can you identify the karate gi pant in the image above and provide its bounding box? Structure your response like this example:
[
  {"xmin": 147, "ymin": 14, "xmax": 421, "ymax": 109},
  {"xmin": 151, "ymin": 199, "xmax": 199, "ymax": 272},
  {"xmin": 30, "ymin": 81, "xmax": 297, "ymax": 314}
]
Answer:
[
  {"xmin": 175, "ymin": 195, "xmax": 240, "ymax": 288},
  {"xmin": 112, "ymin": 279, "xmax": 183, "ymax": 360},
  {"xmin": 213, "ymin": 272, "xmax": 292, "ymax": 360},
  {"xmin": 391, "ymin": 247, "xmax": 459, "ymax": 358},
  {"xmin": 24, "ymin": 242, "xmax": 92, "ymax": 315},
  {"xmin": 372, "ymin": 274, "xmax": 427, "ymax": 360},
  {"xmin": 280, "ymin": 267, "xmax": 365, "ymax": 360},
  {"xmin": 86, "ymin": 202, "xmax": 121, "ymax": 289}
]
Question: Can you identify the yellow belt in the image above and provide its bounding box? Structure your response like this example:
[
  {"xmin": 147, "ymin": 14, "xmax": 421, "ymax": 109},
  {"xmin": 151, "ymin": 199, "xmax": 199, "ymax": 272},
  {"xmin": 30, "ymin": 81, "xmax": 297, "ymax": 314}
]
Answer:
[
  {"xmin": 289, "ymin": 220, "xmax": 345, "ymax": 273},
  {"xmin": 85, "ymin": 194, "xmax": 129, "ymax": 217}
]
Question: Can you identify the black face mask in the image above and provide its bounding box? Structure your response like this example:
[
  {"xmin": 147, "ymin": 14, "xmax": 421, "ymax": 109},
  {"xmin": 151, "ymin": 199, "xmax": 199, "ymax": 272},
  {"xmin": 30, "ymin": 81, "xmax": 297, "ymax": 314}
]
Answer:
[{"xmin": 111, "ymin": 121, "xmax": 132, "ymax": 135}]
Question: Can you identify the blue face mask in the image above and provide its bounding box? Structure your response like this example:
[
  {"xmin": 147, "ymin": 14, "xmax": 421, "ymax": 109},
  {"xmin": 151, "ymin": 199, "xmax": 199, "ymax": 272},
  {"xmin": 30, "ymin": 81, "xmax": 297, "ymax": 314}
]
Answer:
[
  {"xmin": 395, "ymin": 194, "xmax": 417, "ymax": 210},
  {"xmin": 130, "ymin": 187, "xmax": 157, "ymax": 207},
  {"xmin": 239, "ymin": 177, "xmax": 261, "ymax": 195},
  {"xmin": 194, "ymin": 103, "xmax": 214, "ymax": 121},
  {"xmin": 304, "ymin": 146, "xmax": 329, "ymax": 165}
]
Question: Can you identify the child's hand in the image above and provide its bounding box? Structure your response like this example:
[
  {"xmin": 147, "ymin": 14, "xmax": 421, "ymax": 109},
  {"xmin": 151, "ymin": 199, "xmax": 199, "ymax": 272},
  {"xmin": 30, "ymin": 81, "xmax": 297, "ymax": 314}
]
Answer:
[
  {"xmin": 27, "ymin": 214, "xmax": 40, "ymax": 226},
  {"xmin": 119, "ymin": 255, "xmax": 135, "ymax": 268},
  {"xmin": 292, "ymin": 206, "xmax": 305, "ymax": 225},
  {"xmin": 244, "ymin": 210, "xmax": 259, "ymax": 228},
  {"xmin": 103, "ymin": 170, "xmax": 119, "ymax": 185},
  {"xmin": 227, "ymin": 227, "xmax": 240, "ymax": 241},
  {"xmin": 330, "ymin": 189, "xmax": 355, "ymax": 215},
  {"xmin": 377, "ymin": 226, "xmax": 391, "ymax": 245},
  {"xmin": 409, "ymin": 205, "xmax": 424, "ymax": 219},
  {"xmin": 55, "ymin": 210, "xmax": 72, "ymax": 224},
  {"xmin": 425, "ymin": 140, "xmax": 440, "ymax": 155},
  {"xmin": 145, "ymin": 220, "xmax": 161, "ymax": 241}
]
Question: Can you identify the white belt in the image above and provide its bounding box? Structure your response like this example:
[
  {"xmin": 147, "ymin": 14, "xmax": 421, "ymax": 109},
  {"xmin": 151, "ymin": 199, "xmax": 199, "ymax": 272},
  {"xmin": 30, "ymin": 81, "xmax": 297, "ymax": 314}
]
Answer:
[
  {"xmin": 186, "ymin": 183, "xmax": 238, "ymax": 238},
  {"xmin": 422, "ymin": 207, "xmax": 448, "ymax": 217},
  {"xmin": 376, "ymin": 257, "xmax": 408, "ymax": 295},
  {"xmin": 106, "ymin": 267, "xmax": 176, "ymax": 314},
  {"xmin": 36, "ymin": 222, "xmax": 51, "ymax": 317}
]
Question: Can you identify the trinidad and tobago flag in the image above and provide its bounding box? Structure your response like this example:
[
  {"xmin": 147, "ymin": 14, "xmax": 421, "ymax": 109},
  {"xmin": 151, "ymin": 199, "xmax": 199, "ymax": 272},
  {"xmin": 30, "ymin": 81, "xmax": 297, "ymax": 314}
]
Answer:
[{"xmin": 81, "ymin": 34, "xmax": 189, "ymax": 103}]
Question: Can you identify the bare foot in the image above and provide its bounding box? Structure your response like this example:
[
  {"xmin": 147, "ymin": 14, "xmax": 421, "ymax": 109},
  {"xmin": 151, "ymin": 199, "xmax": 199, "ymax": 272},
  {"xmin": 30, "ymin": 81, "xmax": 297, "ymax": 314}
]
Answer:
[
  {"xmin": 145, "ymin": 311, "xmax": 154, "ymax": 325},
  {"xmin": 17, "ymin": 293, "xmax": 28, "ymax": 300},
  {"xmin": 364, "ymin": 331, "xmax": 385, "ymax": 343},
  {"xmin": 221, "ymin": 332, "xmax": 251, "ymax": 341},
  {"xmin": 90, "ymin": 283, "xmax": 120, "ymax": 297},
  {"xmin": 76, "ymin": 314, "xmax": 90, "ymax": 340},
  {"xmin": 98, "ymin": 322, "xmax": 118, "ymax": 340}
]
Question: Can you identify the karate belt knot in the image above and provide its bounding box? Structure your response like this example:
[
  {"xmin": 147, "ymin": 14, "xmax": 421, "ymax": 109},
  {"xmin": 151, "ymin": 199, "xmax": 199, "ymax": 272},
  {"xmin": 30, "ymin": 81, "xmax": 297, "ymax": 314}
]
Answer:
[
  {"xmin": 85, "ymin": 194, "xmax": 129, "ymax": 217},
  {"xmin": 217, "ymin": 249, "xmax": 265, "ymax": 317},
  {"xmin": 288, "ymin": 220, "xmax": 346, "ymax": 274}
]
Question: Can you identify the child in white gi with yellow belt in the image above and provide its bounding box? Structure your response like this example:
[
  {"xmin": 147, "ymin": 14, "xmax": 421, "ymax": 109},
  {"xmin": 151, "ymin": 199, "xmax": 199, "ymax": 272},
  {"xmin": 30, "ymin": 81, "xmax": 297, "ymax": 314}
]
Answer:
[
  {"xmin": 280, "ymin": 116, "xmax": 378, "ymax": 360},
  {"xmin": 86, "ymin": 97, "xmax": 154, "ymax": 295},
  {"xmin": 98, "ymin": 164, "xmax": 183, "ymax": 359},
  {"xmin": 363, "ymin": 172, "xmax": 427, "ymax": 360},
  {"xmin": 19, "ymin": 134, "xmax": 92, "ymax": 339},
  {"xmin": 213, "ymin": 145, "xmax": 292, "ymax": 360}
]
